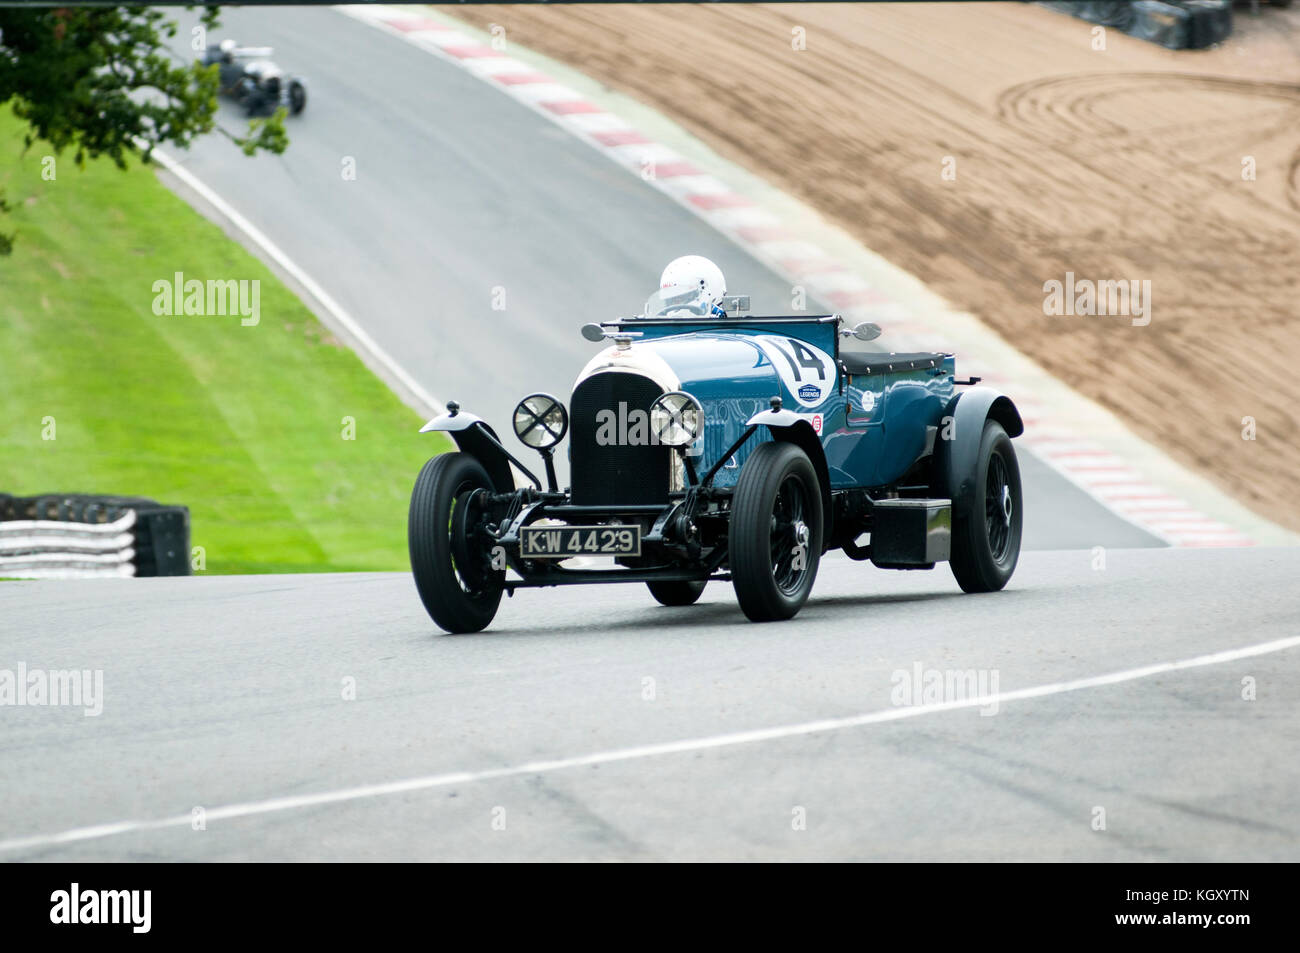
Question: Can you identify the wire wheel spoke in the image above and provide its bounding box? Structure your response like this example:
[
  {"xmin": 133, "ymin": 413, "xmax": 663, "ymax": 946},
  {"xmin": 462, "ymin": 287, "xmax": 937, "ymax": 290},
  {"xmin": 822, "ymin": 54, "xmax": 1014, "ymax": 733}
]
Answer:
[
  {"xmin": 769, "ymin": 476, "xmax": 808, "ymax": 595},
  {"xmin": 985, "ymin": 453, "xmax": 1012, "ymax": 562},
  {"xmin": 449, "ymin": 484, "xmax": 490, "ymax": 596}
]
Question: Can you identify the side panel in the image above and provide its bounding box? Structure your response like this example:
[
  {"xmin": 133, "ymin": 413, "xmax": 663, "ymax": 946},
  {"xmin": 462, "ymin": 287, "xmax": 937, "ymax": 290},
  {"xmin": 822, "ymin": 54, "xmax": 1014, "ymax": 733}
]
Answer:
[
  {"xmin": 826, "ymin": 357, "xmax": 955, "ymax": 488},
  {"xmin": 595, "ymin": 332, "xmax": 960, "ymax": 497},
  {"xmin": 653, "ymin": 333, "xmax": 842, "ymax": 490}
]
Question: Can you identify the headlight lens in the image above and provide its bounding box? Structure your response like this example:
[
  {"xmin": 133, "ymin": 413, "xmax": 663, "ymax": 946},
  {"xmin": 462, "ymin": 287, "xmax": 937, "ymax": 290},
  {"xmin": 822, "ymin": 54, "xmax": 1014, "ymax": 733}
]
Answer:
[
  {"xmin": 512, "ymin": 393, "xmax": 568, "ymax": 449},
  {"xmin": 649, "ymin": 391, "xmax": 704, "ymax": 448}
]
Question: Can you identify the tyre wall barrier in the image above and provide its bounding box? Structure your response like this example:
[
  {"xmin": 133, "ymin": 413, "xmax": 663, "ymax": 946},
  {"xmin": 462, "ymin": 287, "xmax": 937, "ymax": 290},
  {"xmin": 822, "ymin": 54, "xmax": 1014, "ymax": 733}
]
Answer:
[
  {"xmin": 0, "ymin": 493, "xmax": 191, "ymax": 579},
  {"xmin": 1178, "ymin": 0, "xmax": 1234, "ymax": 48},
  {"xmin": 1039, "ymin": 0, "xmax": 1233, "ymax": 50}
]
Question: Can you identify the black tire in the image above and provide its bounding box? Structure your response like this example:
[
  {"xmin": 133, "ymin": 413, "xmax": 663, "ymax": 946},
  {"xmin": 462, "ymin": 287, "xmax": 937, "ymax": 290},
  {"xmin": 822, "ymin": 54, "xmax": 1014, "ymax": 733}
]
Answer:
[
  {"xmin": 730, "ymin": 442, "xmax": 823, "ymax": 622},
  {"xmin": 646, "ymin": 579, "xmax": 706, "ymax": 606},
  {"xmin": 408, "ymin": 452, "xmax": 503, "ymax": 633},
  {"xmin": 234, "ymin": 77, "xmax": 257, "ymax": 109},
  {"xmin": 289, "ymin": 81, "xmax": 307, "ymax": 115},
  {"xmin": 949, "ymin": 421, "xmax": 1022, "ymax": 593}
]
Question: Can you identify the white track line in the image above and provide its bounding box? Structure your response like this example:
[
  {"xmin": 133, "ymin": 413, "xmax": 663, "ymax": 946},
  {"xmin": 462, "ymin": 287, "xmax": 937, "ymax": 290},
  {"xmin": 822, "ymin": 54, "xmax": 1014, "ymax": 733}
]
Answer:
[
  {"xmin": 149, "ymin": 147, "xmax": 443, "ymax": 419},
  {"xmin": 4, "ymin": 634, "xmax": 1297, "ymax": 855}
]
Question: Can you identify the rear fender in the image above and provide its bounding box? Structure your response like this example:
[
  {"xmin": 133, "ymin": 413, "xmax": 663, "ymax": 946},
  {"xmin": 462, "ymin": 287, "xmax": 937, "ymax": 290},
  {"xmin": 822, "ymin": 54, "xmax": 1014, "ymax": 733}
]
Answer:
[{"xmin": 933, "ymin": 387, "xmax": 1023, "ymax": 518}]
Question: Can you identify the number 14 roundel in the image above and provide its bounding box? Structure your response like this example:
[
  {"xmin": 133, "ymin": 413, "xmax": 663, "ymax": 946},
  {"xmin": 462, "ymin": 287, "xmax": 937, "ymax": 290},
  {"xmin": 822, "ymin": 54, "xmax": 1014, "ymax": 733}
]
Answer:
[{"xmin": 752, "ymin": 336, "xmax": 834, "ymax": 409}]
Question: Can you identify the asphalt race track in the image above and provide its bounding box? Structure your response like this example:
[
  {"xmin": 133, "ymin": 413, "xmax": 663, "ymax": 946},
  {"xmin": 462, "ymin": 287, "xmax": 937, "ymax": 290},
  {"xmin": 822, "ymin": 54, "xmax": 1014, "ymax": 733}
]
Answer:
[
  {"xmin": 7, "ymin": 6, "xmax": 1296, "ymax": 863},
  {"xmin": 163, "ymin": 5, "xmax": 1159, "ymax": 552},
  {"xmin": 2, "ymin": 548, "xmax": 1298, "ymax": 860}
]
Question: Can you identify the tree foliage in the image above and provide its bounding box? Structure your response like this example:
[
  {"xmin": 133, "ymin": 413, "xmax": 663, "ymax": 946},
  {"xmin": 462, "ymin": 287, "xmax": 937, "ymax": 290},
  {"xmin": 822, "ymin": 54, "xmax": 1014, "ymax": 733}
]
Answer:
[{"xmin": 0, "ymin": 4, "xmax": 288, "ymax": 254}]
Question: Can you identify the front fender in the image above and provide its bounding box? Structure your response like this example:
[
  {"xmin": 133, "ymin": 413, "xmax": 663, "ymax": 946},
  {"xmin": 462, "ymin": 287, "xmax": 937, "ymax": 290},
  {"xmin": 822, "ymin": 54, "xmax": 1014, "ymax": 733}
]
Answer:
[
  {"xmin": 934, "ymin": 387, "xmax": 1023, "ymax": 518},
  {"xmin": 744, "ymin": 407, "xmax": 804, "ymax": 428},
  {"xmin": 419, "ymin": 412, "xmax": 515, "ymax": 492}
]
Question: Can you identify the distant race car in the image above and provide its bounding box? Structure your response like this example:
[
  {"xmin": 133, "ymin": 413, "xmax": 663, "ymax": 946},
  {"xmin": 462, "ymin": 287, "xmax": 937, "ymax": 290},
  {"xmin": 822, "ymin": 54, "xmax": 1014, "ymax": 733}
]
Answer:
[
  {"xmin": 201, "ymin": 39, "xmax": 307, "ymax": 116},
  {"xmin": 408, "ymin": 259, "xmax": 1024, "ymax": 633}
]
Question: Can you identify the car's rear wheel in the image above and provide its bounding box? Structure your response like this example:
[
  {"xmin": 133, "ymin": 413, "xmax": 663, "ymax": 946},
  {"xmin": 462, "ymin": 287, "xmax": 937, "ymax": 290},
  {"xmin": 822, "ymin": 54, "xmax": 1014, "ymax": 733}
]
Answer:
[
  {"xmin": 949, "ymin": 420, "xmax": 1022, "ymax": 593},
  {"xmin": 409, "ymin": 452, "xmax": 503, "ymax": 633},
  {"xmin": 289, "ymin": 81, "xmax": 307, "ymax": 115},
  {"xmin": 730, "ymin": 442, "xmax": 823, "ymax": 622},
  {"xmin": 646, "ymin": 579, "xmax": 706, "ymax": 606}
]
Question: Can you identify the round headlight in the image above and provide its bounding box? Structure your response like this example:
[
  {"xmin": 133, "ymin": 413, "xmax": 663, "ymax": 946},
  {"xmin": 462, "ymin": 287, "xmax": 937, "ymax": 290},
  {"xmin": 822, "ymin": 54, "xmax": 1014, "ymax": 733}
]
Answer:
[
  {"xmin": 649, "ymin": 391, "xmax": 704, "ymax": 448},
  {"xmin": 512, "ymin": 393, "xmax": 568, "ymax": 450}
]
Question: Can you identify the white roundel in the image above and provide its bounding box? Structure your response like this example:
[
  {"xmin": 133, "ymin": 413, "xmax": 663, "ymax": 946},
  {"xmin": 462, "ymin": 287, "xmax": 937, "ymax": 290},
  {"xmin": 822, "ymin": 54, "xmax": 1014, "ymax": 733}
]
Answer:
[
  {"xmin": 751, "ymin": 335, "xmax": 835, "ymax": 409},
  {"xmin": 862, "ymin": 391, "xmax": 876, "ymax": 413}
]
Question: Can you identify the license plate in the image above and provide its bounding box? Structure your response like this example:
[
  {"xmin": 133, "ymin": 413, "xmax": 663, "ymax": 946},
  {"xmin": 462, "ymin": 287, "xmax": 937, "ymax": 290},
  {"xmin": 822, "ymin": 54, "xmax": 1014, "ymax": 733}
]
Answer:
[{"xmin": 519, "ymin": 525, "xmax": 641, "ymax": 559}]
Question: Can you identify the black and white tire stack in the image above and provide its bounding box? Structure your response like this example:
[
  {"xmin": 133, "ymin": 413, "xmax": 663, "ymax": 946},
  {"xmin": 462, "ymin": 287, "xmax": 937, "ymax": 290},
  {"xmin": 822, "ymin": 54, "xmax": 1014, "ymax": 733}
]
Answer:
[
  {"xmin": 1040, "ymin": 0, "xmax": 1234, "ymax": 50},
  {"xmin": 0, "ymin": 495, "xmax": 191, "ymax": 579}
]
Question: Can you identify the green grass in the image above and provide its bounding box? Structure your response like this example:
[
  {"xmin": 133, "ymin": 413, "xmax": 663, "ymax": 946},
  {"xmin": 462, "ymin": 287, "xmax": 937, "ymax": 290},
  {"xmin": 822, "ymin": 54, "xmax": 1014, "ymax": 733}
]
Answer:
[{"xmin": 0, "ymin": 110, "xmax": 448, "ymax": 573}]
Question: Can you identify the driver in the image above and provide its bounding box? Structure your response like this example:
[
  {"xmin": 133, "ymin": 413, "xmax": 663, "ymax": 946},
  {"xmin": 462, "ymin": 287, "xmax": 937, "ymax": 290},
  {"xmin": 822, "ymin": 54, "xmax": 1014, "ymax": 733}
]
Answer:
[{"xmin": 659, "ymin": 255, "xmax": 727, "ymax": 317}]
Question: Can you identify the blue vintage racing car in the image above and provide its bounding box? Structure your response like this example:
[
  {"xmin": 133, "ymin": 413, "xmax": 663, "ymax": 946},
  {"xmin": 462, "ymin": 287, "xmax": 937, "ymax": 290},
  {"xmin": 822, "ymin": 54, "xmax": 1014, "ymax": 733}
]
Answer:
[{"xmin": 409, "ymin": 259, "xmax": 1024, "ymax": 633}]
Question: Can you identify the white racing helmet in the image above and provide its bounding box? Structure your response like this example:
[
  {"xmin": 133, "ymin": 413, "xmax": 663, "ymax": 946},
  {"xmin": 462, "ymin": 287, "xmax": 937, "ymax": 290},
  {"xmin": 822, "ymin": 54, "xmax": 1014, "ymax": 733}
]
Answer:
[{"xmin": 659, "ymin": 256, "xmax": 726, "ymax": 312}]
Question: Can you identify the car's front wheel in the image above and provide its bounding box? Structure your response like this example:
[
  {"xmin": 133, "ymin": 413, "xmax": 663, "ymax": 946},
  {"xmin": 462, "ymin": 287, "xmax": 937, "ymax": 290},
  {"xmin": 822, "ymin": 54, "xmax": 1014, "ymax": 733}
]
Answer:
[
  {"xmin": 730, "ymin": 441, "xmax": 823, "ymax": 622},
  {"xmin": 288, "ymin": 81, "xmax": 307, "ymax": 115},
  {"xmin": 409, "ymin": 452, "xmax": 503, "ymax": 633},
  {"xmin": 233, "ymin": 76, "xmax": 257, "ymax": 107},
  {"xmin": 949, "ymin": 420, "xmax": 1022, "ymax": 593}
]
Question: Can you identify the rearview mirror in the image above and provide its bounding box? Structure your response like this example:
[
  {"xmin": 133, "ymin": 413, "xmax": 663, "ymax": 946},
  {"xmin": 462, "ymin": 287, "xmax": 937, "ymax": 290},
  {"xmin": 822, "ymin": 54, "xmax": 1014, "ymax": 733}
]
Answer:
[
  {"xmin": 848, "ymin": 321, "xmax": 882, "ymax": 342},
  {"xmin": 580, "ymin": 323, "xmax": 607, "ymax": 342}
]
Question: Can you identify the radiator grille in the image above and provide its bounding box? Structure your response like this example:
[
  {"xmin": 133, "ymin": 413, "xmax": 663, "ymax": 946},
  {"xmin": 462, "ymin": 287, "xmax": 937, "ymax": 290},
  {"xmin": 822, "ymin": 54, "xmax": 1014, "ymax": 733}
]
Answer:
[{"xmin": 569, "ymin": 372, "xmax": 668, "ymax": 506}]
